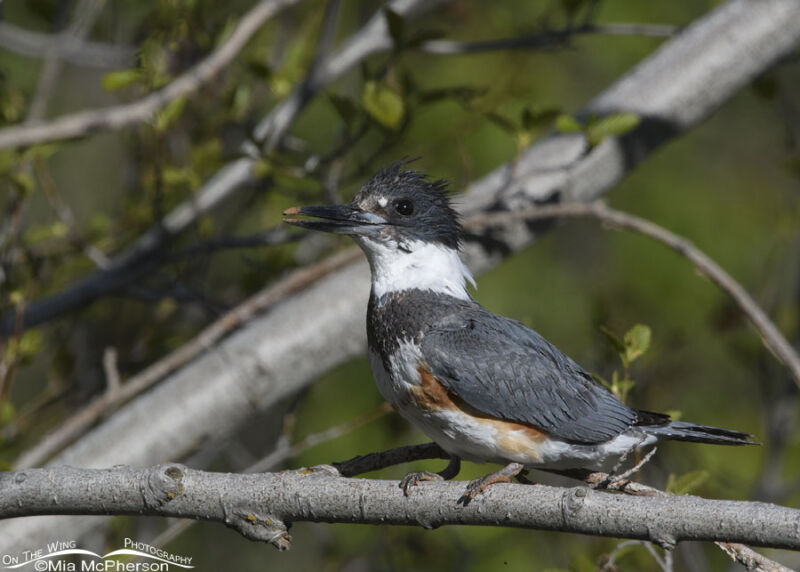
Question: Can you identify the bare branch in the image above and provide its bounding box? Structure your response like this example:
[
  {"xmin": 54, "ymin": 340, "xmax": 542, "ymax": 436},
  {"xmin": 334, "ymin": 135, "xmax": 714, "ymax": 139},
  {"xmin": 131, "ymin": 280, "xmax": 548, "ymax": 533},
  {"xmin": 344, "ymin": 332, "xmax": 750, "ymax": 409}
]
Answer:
[
  {"xmin": 25, "ymin": 0, "xmax": 106, "ymax": 122},
  {"xmin": 715, "ymin": 542, "xmax": 795, "ymax": 572},
  {"xmin": 419, "ymin": 22, "xmax": 677, "ymax": 55},
  {"xmin": 2, "ymin": 465, "xmax": 799, "ymax": 552},
  {"xmin": 252, "ymin": 0, "xmax": 448, "ymax": 149},
  {"xmin": 13, "ymin": 247, "xmax": 362, "ymax": 469},
  {"xmin": 465, "ymin": 201, "xmax": 800, "ymax": 390},
  {"xmin": 0, "ymin": 0, "xmax": 446, "ymax": 336},
  {"xmin": 0, "ymin": 21, "xmax": 135, "ymax": 69},
  {"xmin": 0, "ymin": 0, "xmax": 301, "ymax": 151}
]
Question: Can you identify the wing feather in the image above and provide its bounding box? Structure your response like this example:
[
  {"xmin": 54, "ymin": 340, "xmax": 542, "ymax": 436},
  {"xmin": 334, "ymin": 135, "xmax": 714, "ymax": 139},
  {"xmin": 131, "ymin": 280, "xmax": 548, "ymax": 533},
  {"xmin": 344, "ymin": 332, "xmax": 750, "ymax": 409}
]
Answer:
[{"xmin": 420, "ymin": 309, "xmax": 637, "ymax": 444}]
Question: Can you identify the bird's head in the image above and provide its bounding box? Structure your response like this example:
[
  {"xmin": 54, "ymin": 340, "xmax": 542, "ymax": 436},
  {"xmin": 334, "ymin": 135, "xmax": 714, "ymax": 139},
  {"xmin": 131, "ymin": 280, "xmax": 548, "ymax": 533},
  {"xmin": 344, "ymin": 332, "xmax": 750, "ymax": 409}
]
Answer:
[
  {"xmin": 284, "ymin": 162, "xmax": 474, "ymax": 299},
  {"xmin": 283, "ymin": 162, "xmax": 462, "ymax": 251}
]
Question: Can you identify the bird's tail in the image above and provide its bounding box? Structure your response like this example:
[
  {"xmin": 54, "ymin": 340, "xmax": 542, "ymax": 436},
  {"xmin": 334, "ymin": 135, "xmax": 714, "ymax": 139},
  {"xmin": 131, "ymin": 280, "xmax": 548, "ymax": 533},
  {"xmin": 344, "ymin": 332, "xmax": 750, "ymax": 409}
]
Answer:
[{"xmin": 642, "ymin": 419, "xmax": 758, "ymax": 446}]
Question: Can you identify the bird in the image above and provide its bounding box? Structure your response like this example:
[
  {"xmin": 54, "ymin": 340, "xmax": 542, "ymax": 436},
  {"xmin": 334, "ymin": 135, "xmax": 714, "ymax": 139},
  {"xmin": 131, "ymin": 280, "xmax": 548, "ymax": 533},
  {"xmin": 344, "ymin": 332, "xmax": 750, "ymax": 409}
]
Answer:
[{"xmin": 283, "ymin": 161, "xmax": 756, "ymax": 501}]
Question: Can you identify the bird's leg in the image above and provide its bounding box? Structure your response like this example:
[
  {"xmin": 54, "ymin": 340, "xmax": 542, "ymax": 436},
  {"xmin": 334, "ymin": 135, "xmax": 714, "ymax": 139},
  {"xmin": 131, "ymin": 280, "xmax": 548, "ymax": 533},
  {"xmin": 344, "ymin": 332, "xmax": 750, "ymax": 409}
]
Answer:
[
  {"xmin": 400, "ymin": 455, "xmax": 461, "ymax": 496},
  {"xmin": 460, "ymin": 462, "xmax": 524, "ymax": 503}
]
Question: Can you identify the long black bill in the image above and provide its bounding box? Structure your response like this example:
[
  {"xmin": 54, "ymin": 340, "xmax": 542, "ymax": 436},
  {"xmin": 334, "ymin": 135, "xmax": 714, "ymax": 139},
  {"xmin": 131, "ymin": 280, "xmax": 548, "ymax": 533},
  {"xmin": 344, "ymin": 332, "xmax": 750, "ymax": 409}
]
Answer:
[{"xmin": 283, "ymin": 204, "xmax": 386, "ymax": 235}]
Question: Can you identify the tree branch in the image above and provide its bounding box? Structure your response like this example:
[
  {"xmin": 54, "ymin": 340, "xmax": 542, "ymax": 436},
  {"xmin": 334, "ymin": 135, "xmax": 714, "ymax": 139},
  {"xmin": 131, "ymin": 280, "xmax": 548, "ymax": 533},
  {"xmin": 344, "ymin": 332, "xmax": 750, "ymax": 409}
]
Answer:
[
  {"xmin": 0, "ymin": 0, "xmax": 300, "ymax": 151},
  {"xmin": 0, "ymin": 21, "xmax": 135, "ymax": 69},
  {"xmin": 418, "ymin": 22, "xmax": 677, "ymax": 55},
  {"xmin": 13, "ymin": 247, "xmax": 362, "ymax": 469},
  {"xmin": 464, "ymin": 201, "xmax": 800, "ymax": 390},
  {"xmin": 2, "ymin": 465, "xmax": 799, "ymax": 553},
  {"xmin": 0, "ymin": 0, "xmax": 447, "ymax": 336}
]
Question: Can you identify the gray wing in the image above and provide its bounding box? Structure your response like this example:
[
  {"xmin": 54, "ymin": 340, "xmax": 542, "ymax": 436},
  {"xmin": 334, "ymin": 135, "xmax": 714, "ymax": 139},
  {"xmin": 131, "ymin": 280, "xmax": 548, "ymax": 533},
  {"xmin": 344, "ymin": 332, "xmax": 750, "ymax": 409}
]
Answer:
[{"xmin": 420, "ymin": 309, "xmax": 637, "ymax": 444}]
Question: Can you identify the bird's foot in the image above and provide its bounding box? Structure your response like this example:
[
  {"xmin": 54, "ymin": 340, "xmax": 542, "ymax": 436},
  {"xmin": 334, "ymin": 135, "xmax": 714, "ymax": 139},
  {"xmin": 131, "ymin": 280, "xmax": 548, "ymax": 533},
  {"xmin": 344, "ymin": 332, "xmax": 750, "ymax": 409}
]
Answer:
[
  {"xmin": 459, "ymin": 462, "xmax": 524, "ymax": 505},
  {"xmin": 400, "ymin": 471, "xmax": 444, "ymax": 495},
  {"xmin": 399, "ymin": 456, "xmax": 461, "ymax": 496}
]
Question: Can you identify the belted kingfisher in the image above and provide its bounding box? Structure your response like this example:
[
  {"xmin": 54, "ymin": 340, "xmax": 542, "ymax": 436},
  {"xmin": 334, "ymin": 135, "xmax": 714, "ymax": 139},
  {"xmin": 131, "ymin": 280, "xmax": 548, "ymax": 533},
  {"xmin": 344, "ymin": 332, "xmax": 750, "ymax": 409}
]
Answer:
[{"xmin": 284, "ymin": 162, "xmax": 755, "ymax": 500}]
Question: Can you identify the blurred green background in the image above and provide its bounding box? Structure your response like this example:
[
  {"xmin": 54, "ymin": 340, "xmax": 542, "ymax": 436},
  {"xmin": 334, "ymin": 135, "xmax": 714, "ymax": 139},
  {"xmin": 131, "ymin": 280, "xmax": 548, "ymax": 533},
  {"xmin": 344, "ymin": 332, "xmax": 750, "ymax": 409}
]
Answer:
[{"xmin": 1, "ymin": 0, "xmax": 799, "ymax": 570}]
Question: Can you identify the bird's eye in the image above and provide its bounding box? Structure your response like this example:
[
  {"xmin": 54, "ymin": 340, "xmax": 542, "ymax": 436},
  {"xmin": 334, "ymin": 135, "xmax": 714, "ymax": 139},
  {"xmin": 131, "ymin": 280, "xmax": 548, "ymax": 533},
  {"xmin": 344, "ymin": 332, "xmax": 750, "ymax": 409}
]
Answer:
[{"xmin": 394, "ymin": 199, "xmax": 414, "ymax": 216}]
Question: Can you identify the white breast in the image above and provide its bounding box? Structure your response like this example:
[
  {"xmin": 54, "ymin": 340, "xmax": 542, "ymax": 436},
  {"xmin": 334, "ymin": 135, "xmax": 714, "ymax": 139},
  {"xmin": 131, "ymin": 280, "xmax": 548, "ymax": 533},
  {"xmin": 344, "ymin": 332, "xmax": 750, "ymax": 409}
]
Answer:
[{"xmin": 357, "ymin": 237, "xmax": 475, "ymax": 300}]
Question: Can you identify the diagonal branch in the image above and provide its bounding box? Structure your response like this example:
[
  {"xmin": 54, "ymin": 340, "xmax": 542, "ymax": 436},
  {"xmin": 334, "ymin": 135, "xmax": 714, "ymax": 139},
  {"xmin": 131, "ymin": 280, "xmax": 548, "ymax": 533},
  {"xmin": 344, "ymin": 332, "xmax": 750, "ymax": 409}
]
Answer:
[
  {"xmin": 0, "ymin": 22, "xmax": 135, "ymax": 69},
  {"xmin": 0, "ymin": 0, "xmax": 301, "ymax": 151},
  {"xmin": 465, "ymin": 202, "xmax": 800, "ymax": 389},
  {"xmin": 12, "ymin": 247, "xmax": 362, "ymax": 469},
  {"xmin": 0, "ymin": 0, "xmax": 447, "ymax": 337},
  {"xmin": 1, "ymin": 465, "xmax": 799, "ymax": 553},
  {"xmin": 418, "ymin": 22, "xmax": 678, "ymax": 55}
]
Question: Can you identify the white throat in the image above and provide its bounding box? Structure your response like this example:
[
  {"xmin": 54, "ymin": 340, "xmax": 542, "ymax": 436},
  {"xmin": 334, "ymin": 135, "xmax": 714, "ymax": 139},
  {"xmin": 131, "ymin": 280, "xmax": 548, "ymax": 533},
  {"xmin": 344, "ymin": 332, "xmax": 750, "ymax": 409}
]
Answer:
[{"xmin": 358, "ymin": 237, "xmax": 475, "ymax": 300}]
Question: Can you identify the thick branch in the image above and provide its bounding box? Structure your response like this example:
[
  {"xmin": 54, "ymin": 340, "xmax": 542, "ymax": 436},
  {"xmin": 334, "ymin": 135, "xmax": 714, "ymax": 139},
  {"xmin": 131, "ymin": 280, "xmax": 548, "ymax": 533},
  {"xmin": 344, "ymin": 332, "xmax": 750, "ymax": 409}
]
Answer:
[{"xmin": 1, "ymin": 465, "xmax": 798, "ymax": 552}]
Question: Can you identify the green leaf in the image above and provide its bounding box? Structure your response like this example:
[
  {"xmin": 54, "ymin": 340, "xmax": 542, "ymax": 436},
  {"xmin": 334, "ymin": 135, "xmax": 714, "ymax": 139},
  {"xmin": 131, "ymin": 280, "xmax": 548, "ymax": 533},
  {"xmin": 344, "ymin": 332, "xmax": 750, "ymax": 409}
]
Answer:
[
  {"xmin": 252, "ymin": 159, "xmax": 272, "ymax": 178},
  {"xmin": 592, "ymin": 373, "xmax": 611, "ymax": 390},
  {"xmin": 154, "ymin": 96, "xmax": 187, "ymax": 132},
  {"xmin": 599, "ymin": 326, "xmax": 625, "ymax": 355},
  {"xmin": 362, "ymin": 81, "xmax": 404, "ymax": 129},
  {"xmin": 0, "ymin": 400, "xmax": 15, "ymax": 426},
  {"xmin": 328, "ymin": 94, "xmax": 359, "ymax": 123},
  {"xmin": 483, "ymin": 112, "xmax": 517, "ymax": 135},
  {"xmin": 665, "ymin": 470, "xmax": 709, "ymax": 495},
  {"xmin": 384, "ymin": 8, "xmax": 405, "ymax": 49},
  {"xmin": 418, "ymin": 86, "xmax": 486, "ymax": 104},
  {"xmin": 17, "ymin": 330, "xmax": 43, "ymax": 362},
  {"xmin": 555, "ymin": 113, "xmax": 582, "ymax": 133},
  {"xmin": 10, "ymin": 172, "xmax": 35, "ymax": 195},
  {"xmin": 162, "ymin": 166, "xmax": 199, "ymax": 190},
  {"xmin": 623, "ymin": 324, "xmax": 651, "ymax": 364},
  {"xmin": 521, "ymin": 106, "xmax": 561, "ymax": 131},
  {"xmin": 102, "ymin": 69, "xmax": 141, "ymax": 92},
  {"xmin": 586, "ymin": 112, "xmax": 640, "ymax": 146}
]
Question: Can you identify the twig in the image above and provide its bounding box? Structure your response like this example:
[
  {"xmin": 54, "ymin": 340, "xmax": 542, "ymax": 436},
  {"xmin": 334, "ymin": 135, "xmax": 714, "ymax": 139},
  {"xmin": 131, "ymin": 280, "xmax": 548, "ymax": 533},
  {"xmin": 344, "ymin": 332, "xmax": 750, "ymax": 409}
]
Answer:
[
  {"xmin": 165, "ymin": 227, "xmax": 299, "ymax": 259},
  {"xmin": 601, "ymin": 540, "xmax": 646, "ymax": 571},
  {"xmin": 149, "ymin": 402, "xmax": 391, "ymax": 547},
  {"xmin": 464, "ymin": 201, "xmax": 800, "ymax": 390},
  {"xmin": 333, "ymin": 442, "xmax": 450, "ymax": 478},
  {"xmin": 419, "ymin": 22, "xmax": 677, "ymax": 55},
  {"xmin": 101, "ymin": 347, "xmax": 120, "ymax": 395},
  {"xmin": 715, "ymin": 542, "xmax": 795, "ymax": 572},
  {"xmin": 246, "ymin": 401, "xmax": 392, "ymax": 473},
  {"xmin": 0, "ymin": 0, "xmax": 445, "ymax": 337},
  {"xmin": 609, "ymin": 446, "xmax": 658, "ymax": 485},
  {"xmin": 252, "ymin": 0, "xmax": 447, "ymax": 149},
  {"xmin": 0, "ymin": 0, "xmax": 301, "ymax": 150},
  {"xmin": 12, "ymin": 248, "xmax": 362, "ymax": 469},
  {"xmin": 0, "ymin": 21, "xmax": 134, "ymax": 69},
  {"xmin": 25, "ymin": 0, "xmax": 106, "ymax": 122}
]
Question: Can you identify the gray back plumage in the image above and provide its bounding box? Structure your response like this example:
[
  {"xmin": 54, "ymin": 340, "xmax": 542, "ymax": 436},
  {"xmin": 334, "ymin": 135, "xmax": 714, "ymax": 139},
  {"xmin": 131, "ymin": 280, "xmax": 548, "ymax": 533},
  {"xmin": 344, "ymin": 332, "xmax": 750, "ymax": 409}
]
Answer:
[{"xmin": 369, "ymin": 290, "xmax": 638, "ymax": 444}]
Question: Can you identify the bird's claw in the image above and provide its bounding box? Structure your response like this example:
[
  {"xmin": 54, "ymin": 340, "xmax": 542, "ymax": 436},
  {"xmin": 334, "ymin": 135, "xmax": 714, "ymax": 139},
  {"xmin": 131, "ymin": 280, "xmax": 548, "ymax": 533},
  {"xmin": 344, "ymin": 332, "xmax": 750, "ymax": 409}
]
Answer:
[
  {"xmin": 458, "ymin": 462, "xmax": 524, "ymax": 505},
  {"xmin": 399, "ymin": 470, "xmax": 443, "ymax": 495}
]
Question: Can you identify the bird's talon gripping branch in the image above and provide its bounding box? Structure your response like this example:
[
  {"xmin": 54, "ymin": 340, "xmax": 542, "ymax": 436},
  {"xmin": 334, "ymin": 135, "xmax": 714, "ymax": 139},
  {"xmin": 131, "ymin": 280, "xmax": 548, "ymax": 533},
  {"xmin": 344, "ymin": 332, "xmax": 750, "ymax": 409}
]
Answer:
[
  {"xmin": 400, "ymin": 471, "xmax": 443, "ymax": 495},
  {"xmin": 459, "ymin": 462, "xmax": 524, "ymax": 504},
  {"xmin": 400, "ymin": 456, "xmax": 461, "ymax": 495}
]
